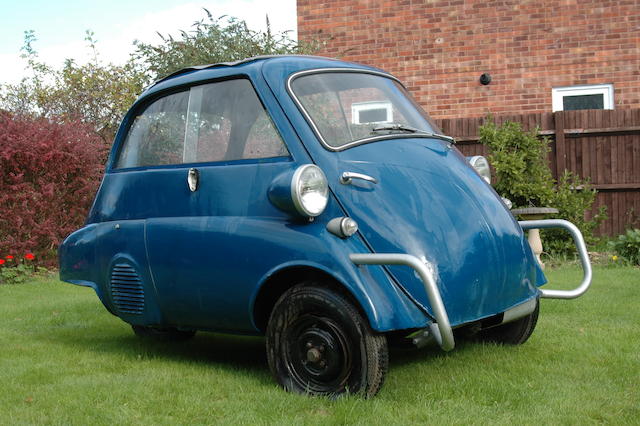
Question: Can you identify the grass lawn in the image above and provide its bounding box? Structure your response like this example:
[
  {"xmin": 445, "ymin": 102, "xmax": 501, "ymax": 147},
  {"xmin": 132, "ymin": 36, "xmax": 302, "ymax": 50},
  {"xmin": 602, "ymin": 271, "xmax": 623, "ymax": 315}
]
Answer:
[{"xmin": 1, "ymin": 266, "xmax": 638, "ymax": 425}]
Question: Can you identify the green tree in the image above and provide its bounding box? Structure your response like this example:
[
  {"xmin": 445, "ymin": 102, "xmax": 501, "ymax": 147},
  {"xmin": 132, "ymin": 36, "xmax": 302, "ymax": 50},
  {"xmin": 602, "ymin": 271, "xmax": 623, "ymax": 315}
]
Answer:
[
  {"xmin": 0, "ymin": 30, "xmax": 146, "ymax": 142},
  {"xmin": 1, "ymin": 12, "xmax": 317, "ymax": 141},
  {"xmin": 133, "ymin": 9, "xmax": 318, "ymax": 81}
]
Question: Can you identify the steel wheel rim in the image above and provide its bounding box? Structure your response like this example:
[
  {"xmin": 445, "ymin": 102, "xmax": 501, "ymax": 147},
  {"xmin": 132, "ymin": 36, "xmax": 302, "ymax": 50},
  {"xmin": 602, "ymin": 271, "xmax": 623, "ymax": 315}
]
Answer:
[{"xmin": 283, "ymin": 313, "xmax": 353, "ymax": 393}]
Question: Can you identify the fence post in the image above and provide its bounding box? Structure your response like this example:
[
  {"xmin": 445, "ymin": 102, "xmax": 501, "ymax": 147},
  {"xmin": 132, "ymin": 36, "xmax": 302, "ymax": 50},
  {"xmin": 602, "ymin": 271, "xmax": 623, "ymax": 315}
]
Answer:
[{"xmin": 554, "ymin": 111, "xmax": 566, "ymax": 175}]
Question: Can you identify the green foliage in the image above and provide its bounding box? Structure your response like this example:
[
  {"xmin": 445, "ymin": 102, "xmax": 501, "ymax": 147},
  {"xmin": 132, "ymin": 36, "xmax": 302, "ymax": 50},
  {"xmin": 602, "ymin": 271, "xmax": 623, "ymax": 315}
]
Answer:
[
  {"xmin": 133, "ymin": 10, "xmax": 318, "ymax": 81},
  {"xmin": 0, "ymin": 11, "xmax": 316, "ymax": 142},
  {"xmin": 0, "ymin": 255, "xmax": 46, "ymax": 284},
  {"xmin": 0, "ymin": 263, "xmax": 31, "ymax": 284},
  {"xmin": 544, "ymin": 171, "xmax": 607, "ymax": 253},
  {"xmin": 0, "ymin": 30, "xmax": 146, "ymax": 142},
  {"xmin": 480, "ymin": 120, "xmax": 554, "ymax": 207},
  {"xmin": 480, "ymin": 119, "xmax": 606, "ymax": 254},
  {"xmin": 609, "ymin": 229, "xmax": 640, "ymax": 265}
]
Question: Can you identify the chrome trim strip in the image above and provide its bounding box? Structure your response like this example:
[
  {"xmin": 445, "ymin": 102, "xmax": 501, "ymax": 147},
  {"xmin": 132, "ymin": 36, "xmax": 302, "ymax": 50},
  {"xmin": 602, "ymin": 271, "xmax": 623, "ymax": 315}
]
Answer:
[
  {"xmin": 349, "ymin": 253, "xmax": 455, "ymax": 351},
  {"xmin": 286, "ymin": 68, "xmax": 452, "ymax": 152},
  {"xmin": 502, "ymin": 297, "xmax": 537, "ymax": 324},
  {"xmin": 519, "ymin": 219, "xmax": 593, "ymax": 299}
]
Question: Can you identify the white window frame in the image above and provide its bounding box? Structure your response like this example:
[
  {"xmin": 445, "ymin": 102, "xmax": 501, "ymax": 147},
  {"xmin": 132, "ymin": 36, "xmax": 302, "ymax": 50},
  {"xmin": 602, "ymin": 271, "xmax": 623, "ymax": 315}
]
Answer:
[
  {"xmin": 351, "ymin": 101, "xmax": 393, "ymax": 124},
  {"xmin": 551, "ymin": 84, "xmax": 614, "ymax": 112}
]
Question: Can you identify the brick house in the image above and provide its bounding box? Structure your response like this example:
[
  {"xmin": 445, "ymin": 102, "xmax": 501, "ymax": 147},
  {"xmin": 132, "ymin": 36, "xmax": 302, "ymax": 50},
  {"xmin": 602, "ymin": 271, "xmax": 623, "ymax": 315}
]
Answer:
[
  {"xmin": 297, "ymin": 0, "xmax": 640, "ymax": 120},
  {"xmin": 297, "ymin": 0, "xmax": 640, "ymax": 236}
]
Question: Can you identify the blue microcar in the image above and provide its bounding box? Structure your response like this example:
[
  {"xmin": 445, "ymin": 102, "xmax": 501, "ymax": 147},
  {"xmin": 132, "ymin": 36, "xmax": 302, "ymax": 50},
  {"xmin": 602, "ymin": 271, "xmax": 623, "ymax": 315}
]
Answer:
[{"xmin": 59, "ymin": 55, "xmax": 592, "ymax": 397}]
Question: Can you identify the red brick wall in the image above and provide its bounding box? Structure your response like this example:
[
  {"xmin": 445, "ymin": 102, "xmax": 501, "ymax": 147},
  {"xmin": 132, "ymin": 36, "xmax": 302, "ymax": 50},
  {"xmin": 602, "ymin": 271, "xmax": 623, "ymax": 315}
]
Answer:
[{"xmin": 297, "ymin": 0, "xmax": 640, "ymax": 119}]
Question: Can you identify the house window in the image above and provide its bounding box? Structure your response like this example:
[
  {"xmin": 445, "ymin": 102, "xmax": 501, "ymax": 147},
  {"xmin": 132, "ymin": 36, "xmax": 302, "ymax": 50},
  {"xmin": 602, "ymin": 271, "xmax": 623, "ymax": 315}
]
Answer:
[
  {"xmin": 551, "ymin": 84, "xmax": 614, "ymax": 112},
  {"xmin": 351, "ymin": 101, "xmax": 393, "ymax": 124}
]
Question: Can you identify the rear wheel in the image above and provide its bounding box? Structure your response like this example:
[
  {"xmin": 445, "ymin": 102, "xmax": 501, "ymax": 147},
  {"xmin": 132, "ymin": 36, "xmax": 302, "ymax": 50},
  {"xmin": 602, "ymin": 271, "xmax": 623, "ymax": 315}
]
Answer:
[
  {"xmin": 478, "ymin": 300, "xmax": 540, "ymax": 345},
  {"xmin": 131, "ymin": 325, "xmax": 196, "ymax": 341},
  {"xmin": 266, "ymin": 283, "xmax": 388, "ymax": 398}
]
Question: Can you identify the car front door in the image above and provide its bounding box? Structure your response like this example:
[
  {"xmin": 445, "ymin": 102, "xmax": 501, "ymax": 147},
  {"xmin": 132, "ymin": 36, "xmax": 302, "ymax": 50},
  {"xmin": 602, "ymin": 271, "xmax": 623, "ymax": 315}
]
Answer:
[{"xmin": 112, "ymin": 77, "xmax": 295, "ymax": 331}]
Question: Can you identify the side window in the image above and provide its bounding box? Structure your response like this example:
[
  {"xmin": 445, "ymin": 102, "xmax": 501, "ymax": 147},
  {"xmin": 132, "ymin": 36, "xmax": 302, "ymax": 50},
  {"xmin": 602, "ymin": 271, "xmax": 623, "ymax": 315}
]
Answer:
[
  {"xmin": 116, "ymin": 91, "xmax": 189, "ymax": 168},
  {"xmin": 116, "ymin": 79, "xmax": 288, "ymax": 169},
  {"xmin": 244, "ymin": 113, "xmax": 289, "ymax": 158}
]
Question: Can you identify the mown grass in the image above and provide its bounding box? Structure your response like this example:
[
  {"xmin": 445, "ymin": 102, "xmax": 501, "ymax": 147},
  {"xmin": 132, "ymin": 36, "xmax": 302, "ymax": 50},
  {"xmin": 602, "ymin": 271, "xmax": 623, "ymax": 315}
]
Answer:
[{"xmin": 1, "ymin": 266, "xmax": 638, "ymax": 425}]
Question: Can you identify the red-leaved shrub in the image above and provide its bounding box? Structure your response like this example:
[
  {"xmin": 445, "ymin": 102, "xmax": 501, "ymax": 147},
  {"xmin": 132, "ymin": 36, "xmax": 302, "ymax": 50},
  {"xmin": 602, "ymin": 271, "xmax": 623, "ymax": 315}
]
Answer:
[{"xmin": 0, "ymin": 111, "xmax": 108, "ymax": 266}]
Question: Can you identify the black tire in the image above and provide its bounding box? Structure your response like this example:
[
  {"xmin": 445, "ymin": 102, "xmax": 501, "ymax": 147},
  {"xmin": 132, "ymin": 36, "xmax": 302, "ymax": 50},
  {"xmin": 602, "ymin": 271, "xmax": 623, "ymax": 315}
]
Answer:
[
  {"xmin": 478, "ymin": 299, "xmax": 540, "ymax": 345},
  {"xmin": 266, "ymin": 283, "xmax": 388, "ymax": 398},
  {"xmin": 131, "ymin": 325, "xmax": 196, "ymax": 341}
]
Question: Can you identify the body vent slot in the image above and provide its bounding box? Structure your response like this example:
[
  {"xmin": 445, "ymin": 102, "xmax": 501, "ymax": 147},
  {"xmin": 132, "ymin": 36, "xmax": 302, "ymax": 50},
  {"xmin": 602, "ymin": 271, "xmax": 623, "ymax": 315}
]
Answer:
[{"xmin": 110, "ymin": 263, "xmax": 144, "ymax": 315}]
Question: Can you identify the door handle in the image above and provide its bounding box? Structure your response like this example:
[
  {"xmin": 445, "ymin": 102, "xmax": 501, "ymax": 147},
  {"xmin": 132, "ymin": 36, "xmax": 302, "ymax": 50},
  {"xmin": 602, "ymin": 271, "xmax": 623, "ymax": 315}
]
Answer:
[
  {"xmin": 340, "ymin": 172, "xmax": 378, "ymax": 185},
  {"xmin": 187, "ymin": 168, "xmax": 199, "ymax": 192}
]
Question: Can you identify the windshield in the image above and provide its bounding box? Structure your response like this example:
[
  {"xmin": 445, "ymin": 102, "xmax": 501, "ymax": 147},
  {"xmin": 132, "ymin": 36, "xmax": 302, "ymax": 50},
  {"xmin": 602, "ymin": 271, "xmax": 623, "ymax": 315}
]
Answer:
[{"xmin": 290, "ymin": 71, "xmax": 441, "ymax": 149}]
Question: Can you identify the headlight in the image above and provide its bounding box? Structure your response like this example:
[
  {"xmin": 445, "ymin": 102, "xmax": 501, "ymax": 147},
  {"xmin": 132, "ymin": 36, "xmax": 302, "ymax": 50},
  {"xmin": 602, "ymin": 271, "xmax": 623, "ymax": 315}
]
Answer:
[
  {"xmin": 468, "ymin": 155, "xmax": 491, "ymax": 184},
  {"xmin": 269, "ymin": 164, "xmax": 329, "ymax": 219},
  {"xmin": 291, "ymin": 164, "xmax": 329, "ymax": 217}
]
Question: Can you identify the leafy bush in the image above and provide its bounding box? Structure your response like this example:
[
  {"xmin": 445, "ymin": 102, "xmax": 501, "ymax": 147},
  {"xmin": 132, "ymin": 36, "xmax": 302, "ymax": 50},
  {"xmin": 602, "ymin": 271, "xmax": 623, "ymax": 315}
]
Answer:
[
  {"xmin": 609, "ymin": 229, "xmax": 640, "ymax": 265},
  {"xmin": 1, "ymin": 12, "xmax": 317, "ymax": 143},
  {"xmin": 0, "ymin": 111, "xmax": 107, "ymax": 266},
  {"xmin": 0, "ymin": 31, "xmax": 145, "ymax": 143},
  {"xmin": 545, "ymin": 171, "xmax": 607, "ymax": 253},
  {"xmin": 133, "ymin": 10, "xmax": 318, "ymax": 81},
  {"xmin": 480, "ymin": 120, "xmax": 554, "ymax": 207},
  {"xmin": 480, "ymin": 120, "xmax": 605, "ymax": 254},
  {"xmin": 0, "ymin": 253, "xmax": 46, "ymax": 284}
]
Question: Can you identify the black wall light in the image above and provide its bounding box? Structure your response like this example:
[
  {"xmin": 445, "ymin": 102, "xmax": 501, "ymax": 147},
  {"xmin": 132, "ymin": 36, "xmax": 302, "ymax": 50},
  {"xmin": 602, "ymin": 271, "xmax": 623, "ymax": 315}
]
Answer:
[{"xmin": 479, "ymin": 73, "xmax": 492, "ymax": 85}]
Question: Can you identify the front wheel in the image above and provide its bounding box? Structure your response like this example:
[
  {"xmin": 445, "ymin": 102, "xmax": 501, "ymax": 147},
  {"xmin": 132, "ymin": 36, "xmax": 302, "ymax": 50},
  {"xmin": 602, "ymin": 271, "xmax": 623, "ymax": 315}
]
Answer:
[
  {"xmin": 478, "ymin": 299, "xmax": 540, "ymax": 345},
  {"xmin": 266, "ymin": 283, "xmax": 388, "ymax": 398}
]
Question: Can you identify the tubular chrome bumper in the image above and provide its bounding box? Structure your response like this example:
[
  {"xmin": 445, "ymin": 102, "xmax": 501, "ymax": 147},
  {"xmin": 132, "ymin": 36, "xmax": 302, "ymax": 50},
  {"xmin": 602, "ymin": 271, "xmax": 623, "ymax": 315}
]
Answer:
[
  {"xmin": 349, "ymin": 253, "xmax": 455, "ymax": 351},
  {"xmin": 519, "ymin": 219, "xmax": 593, "ymax": 299}
]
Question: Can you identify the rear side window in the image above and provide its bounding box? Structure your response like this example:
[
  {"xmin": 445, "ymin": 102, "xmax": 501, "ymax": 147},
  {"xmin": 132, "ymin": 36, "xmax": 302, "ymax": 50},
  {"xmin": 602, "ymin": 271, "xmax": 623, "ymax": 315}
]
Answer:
[{"xmin": 116, "ymin": 79, "xmax": 288, "ymax": 169}]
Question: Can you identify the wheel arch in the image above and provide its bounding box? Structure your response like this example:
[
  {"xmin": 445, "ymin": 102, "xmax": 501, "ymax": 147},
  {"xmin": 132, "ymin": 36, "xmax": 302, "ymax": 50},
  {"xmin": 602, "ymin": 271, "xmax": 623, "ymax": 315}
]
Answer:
[{"xmin": 252, "ymin": 264, "xmax": 369, "ymax": 333}]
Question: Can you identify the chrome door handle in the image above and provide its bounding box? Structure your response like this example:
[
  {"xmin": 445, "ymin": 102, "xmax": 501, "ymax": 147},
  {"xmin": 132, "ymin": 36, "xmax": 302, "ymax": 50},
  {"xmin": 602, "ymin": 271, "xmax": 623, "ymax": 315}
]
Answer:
[
  {"xmin": 340, "ymin": 172, "xmax": 378, "ymax": 185},
  {"xmin": 187, "ymin": 168, "xmax": 199, "ymax": 192}
]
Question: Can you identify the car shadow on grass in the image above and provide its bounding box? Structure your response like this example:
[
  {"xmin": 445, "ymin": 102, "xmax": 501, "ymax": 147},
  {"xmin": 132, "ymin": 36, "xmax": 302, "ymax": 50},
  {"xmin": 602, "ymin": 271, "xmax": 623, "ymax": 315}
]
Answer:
[
  {"xmin": 387, "ymin": 338, "xmax": 475, "ymax": 366},
  {"xmin": 47, "ymin": 327, "xmax": 270, "ymax": 376},
  {"xmin": 46, "ymin": 323, "xmax": 477, "ymax": 387}
]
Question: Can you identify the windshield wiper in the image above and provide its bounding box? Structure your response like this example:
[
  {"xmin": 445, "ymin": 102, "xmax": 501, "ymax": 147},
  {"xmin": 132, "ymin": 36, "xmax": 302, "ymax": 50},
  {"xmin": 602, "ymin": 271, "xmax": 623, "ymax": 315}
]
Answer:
[
  {"xmin": 371, "ymin": 124, "xmax": 422, "ymax": 133},
  {"xmin": 371, "ymin": 124, "xmax": 455, "ymax": 143}
]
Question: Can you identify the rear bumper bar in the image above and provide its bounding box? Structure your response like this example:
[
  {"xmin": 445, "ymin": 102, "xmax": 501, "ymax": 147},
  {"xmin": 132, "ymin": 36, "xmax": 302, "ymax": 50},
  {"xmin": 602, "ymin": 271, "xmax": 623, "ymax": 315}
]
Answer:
[{"xmin": 519, "ymin": 219, "xmax": 593, "ymax": 299}]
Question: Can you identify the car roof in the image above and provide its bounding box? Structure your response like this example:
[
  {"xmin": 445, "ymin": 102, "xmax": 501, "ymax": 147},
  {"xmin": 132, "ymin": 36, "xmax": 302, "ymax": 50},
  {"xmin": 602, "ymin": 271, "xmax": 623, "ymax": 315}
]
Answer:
[
  {"xmin": 152, "ymin": 55, "xmax": 312, "ymax": 85},
  {"xmin": 148, "ymin": 55, "xmax": 384, "ymax": 89}
]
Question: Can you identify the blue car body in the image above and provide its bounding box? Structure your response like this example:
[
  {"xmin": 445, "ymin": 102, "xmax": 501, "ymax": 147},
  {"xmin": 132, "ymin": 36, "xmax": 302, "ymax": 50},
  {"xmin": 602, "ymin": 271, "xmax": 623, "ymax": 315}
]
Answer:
[
  {"xmin": 60, "ymin": 55, "xmax": 594, "ymax": 396},
  {"xmin": 60, "ymin": 56, "xmax": 547, "ymax": 336}
]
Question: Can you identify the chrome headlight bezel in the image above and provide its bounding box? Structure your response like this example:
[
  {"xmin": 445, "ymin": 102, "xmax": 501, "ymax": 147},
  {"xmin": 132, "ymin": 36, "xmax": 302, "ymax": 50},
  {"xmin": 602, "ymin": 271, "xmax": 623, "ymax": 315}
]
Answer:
[
  {"xmin": 290, "ymin": 164, "xmax": 329, "ymax": 217},
  {"xmin": 468, "ymin": 155, "xmax": 491, "ymax": 184}
]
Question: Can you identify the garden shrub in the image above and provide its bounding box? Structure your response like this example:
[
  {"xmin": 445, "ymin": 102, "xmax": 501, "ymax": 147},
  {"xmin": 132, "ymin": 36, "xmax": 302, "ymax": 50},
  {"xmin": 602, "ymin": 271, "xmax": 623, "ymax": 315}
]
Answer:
[
  {"xmin": 0, "ymin": 253, "xmax": 47, "ymax": 284},
  {"xmin": 480, "ymin": 120, "xmax": 554, "ymax": 207},
  {"xmin": 609, "ymin": 229, "xmax": 640, "ymax": 265},
  {"xmin": 0, "ymin": 111, "xmax": 107, "ymax": 267},
  {"xmin": 479, "ymin": 120, "xmax": 606, "ymax": 254}
]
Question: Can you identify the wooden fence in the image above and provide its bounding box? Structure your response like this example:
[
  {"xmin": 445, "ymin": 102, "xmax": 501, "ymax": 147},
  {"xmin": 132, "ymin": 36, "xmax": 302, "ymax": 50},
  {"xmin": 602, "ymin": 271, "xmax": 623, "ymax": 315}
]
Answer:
[{"xmin": 435, "ymin": 109, "xmax": 640, "ymax": 236}]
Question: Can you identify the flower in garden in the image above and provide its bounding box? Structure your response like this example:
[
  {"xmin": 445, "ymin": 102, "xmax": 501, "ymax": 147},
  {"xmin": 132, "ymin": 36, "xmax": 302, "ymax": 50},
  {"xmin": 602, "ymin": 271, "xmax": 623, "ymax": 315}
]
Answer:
[
  {"xmin": 0, "ymin": 259, "xmax": 5, "ymax": 265},
  {"xmin": 5, "ymin": 255, "xmax": 13, "ymax": 260},
  {"xmin": 612, "ymin": 255, "xmax": 618, "ymax": 261},
  {"xmin": 24, "ymin": 253, "xmax": 35, "ymax": 261}
]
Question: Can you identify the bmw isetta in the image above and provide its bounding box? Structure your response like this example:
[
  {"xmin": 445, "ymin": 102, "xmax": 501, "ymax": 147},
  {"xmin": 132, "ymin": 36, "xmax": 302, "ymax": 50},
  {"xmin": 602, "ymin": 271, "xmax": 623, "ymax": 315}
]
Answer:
[{"xmin": 59, "ymin": 55, "xmax": 592, "ymax": 397}]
